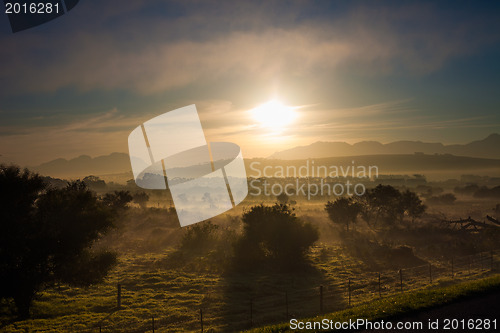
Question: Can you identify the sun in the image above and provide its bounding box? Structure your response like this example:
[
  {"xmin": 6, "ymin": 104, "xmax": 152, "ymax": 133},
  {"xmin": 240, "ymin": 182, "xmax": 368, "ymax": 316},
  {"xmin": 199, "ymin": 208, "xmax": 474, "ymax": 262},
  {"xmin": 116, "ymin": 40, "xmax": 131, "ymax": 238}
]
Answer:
[{"xmin": 250, "ymin": 99, "xmax": 297, "ymax": 131}]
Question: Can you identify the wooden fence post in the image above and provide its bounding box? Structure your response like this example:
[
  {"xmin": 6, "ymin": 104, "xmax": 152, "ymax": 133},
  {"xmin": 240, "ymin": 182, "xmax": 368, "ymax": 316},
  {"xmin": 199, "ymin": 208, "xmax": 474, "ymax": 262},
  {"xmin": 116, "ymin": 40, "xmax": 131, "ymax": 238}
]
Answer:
[
  {"xmin": 285, "ymin": 291, "xmax": 289, "ymax": 319},
  {"xmin": 378, "ymin": 273, "xmax": 381, "ymax": 297},
  {"xmin": 250, "ymin": 298, "xmax": 253, "ymax": 327},
  {"xmin": 348, "ymin": 279, "xmax": 351, "ymax": 307},
  {"xmin": 200, "ymin": 308, "xmax": 203, "ymax": 333},
  {"xmin": 399, "ymin": 269, "xmax": 403, "ymax": 292},
  {"xmin": 491, "ymin": 251, "xmax": 494, "ymax": 271},
  {"xmin": 117, "ymin": 284, "xmax": 122, "ymax": 309},
  {"xmin": 319, "ymin": 285, "xmax": 323, "ymax": 313},
  {"xmin": 451, "ymin": 258, "xmax": 454, "ymax": 279}
]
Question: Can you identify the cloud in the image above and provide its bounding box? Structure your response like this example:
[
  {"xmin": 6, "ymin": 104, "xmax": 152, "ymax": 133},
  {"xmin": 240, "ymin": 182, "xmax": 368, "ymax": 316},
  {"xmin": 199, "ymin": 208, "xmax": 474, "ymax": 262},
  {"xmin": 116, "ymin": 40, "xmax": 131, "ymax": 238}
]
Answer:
[
  {"xmin": 0, "ymin": 1, "xmax": 498, "ymax": 95},
  {"xmin": 0, "ymin": 107, "xmax": 141, "ymax": 165}
]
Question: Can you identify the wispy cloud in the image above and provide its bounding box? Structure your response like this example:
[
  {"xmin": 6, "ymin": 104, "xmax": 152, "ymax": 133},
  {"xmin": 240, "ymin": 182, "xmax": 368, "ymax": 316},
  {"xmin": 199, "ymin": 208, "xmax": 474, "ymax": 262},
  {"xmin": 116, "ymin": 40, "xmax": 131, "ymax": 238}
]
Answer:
[
  {"xmin": 1, "ymin": 2, "xmax": 498, "ymax": 95},
  {"xmin": 1, "ymin": 1, "xmax": 499, "ymax": 164}
]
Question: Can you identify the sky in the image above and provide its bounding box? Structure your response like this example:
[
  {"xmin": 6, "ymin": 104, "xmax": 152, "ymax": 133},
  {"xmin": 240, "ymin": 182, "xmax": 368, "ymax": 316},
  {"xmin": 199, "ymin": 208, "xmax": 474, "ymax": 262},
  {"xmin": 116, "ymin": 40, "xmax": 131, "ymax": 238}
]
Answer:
[{"xmin": 0, "ymin": 0, "xmax": 500, "ymax": 166}]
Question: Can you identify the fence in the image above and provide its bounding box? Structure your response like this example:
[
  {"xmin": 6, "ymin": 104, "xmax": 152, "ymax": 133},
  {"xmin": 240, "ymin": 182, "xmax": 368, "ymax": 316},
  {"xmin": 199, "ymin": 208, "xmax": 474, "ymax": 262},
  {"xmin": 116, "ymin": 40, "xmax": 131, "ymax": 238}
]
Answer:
[{"xmin": 85, "ymin": 249, "xmax": 499, "ymax": 332}]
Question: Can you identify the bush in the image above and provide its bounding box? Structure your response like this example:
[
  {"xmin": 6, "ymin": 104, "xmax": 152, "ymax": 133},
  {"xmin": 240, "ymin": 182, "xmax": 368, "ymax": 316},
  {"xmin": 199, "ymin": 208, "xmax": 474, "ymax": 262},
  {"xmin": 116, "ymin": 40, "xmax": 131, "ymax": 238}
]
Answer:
[
  {"xmin": 426, "ymin": 193, "xmax": 457, "ymax": 205},
  {"xmin": 454, "ymin": 184, "xmax": 479, "ymax": 196},
  {"xmin": 233, "ymin": 204, "xmax": 319, "ymax": 270},
  {"xmin": 473, "ymin": 186, "xmax": 500, "ymax": 199},
  {"xmin": 180, "ymin": 221, "xmax": 219, "ymax": 254}
]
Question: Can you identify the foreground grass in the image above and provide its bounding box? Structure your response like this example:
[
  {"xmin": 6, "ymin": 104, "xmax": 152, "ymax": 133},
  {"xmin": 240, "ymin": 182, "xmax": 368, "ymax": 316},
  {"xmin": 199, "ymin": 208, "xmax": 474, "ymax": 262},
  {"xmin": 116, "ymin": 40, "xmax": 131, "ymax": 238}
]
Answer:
[{"xmin": 245, "ymin": 274, "xmax": 500, "ymax": 332}]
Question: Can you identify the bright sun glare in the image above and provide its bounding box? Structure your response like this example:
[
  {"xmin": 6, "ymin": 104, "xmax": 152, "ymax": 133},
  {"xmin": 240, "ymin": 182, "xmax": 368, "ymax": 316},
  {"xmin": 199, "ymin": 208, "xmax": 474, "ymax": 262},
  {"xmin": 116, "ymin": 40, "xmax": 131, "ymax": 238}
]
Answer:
[{"xmin": 250, "ymin": 99, "xmax": 297, "ymax": 131}]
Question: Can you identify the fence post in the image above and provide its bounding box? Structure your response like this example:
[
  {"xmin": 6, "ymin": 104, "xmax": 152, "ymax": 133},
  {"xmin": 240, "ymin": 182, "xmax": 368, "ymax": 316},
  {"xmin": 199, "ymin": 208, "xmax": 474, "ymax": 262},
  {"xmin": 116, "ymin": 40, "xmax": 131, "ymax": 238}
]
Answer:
[
  {"xmin": 99, "ymin": 324, "xmax": 101, "ymax": 333},
  {"xmin": 285, "ymin": 291, "xmax": 289, "ymax": 319},
  {"xmin": 250, "ymin": 298, "xmax": 253, "ymax": 327},
  {"xmin": 152, "ymin": 316, "xmax": 155, "ymax": 333},
  {"xmin": 429, "ymin": 263, "xmax": 432, "ymax": 283},
  {"xmin": 117, "ymin": 284, "xmax": 122, "ymax": 309},
  {"xmin": 348, "ymin": 279, "xmax": 351, "ymax": 307},
  {"xmin": 399, "ymin": 269, "xmax": 403, "ymax": 292},
  {"xmin": 451, "ymin": 258, "xmax": 454, "ymax": 279},
  {"xmin": 200, "ymin": 308, "xmax": 203, "ymax": 333},
  {"xmin": 319, "ymin": 285, "xmax": 323, "ymax": 313},
  {"xmin": 491, "ymin": 251, "xmax": 494, "ymax": 271},
  {"xmin": 378, "ymin": 273, "xmax": 381, "ymax": 297}
]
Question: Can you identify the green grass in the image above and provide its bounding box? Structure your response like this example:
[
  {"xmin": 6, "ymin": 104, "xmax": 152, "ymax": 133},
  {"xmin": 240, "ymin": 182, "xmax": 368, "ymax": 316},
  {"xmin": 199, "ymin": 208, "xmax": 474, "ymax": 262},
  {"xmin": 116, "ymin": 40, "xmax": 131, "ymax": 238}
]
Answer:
[
  {"xmin": 244, "ymin": 274, "xmax": 500, "ymax": 332},
  {"xmin": 1, "ymin": 206, "xmax": 498, "ymax": 332}
]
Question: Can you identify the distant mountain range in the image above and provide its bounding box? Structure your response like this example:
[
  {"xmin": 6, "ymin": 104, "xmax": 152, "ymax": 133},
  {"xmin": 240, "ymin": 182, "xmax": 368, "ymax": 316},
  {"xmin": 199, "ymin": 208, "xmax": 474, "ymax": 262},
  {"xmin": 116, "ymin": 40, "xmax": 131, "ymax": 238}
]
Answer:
[
  {"xmin": 269, "ymin": 133, "xmax": 500, "ymax": 160},
  {"xmin": 32, "ymin": 152, "xmax": 132, "ymax": 179},
  {"xmin": 31, "ymin": 134, "xmax": 500, "ymax": 180}
]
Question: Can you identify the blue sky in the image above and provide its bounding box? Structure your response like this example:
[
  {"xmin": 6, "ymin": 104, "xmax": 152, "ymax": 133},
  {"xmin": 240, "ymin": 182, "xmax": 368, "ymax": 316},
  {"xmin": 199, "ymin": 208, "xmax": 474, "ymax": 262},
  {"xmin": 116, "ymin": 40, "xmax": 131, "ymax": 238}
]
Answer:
[{"xmin": 0, "ymin": 0, "xmax": 499, "ymax": 165}]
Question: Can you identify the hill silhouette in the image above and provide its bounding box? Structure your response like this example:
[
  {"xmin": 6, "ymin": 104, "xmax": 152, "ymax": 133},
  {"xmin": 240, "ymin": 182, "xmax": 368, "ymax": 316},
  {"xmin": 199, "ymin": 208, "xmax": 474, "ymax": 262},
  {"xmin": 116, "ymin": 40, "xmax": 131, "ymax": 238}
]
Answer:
[
  {"xmin": 30, "ymin": 134, "xmax": 500, "ymax": 180},
  {"xmin": 32, "ymin": 152, "xmax": 131, "ymax": 179},
  {"xmin": 269, "ymin": 134, "xmax": 500, "ymax": 160}
]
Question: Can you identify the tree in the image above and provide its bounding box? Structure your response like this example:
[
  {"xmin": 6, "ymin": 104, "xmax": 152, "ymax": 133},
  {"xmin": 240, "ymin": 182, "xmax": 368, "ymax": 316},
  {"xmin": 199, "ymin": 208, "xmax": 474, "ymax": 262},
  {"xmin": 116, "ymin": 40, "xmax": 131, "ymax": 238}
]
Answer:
[
  {"xmin": 133, "ymin": 191, "xmax": 150, "ymax": 209},
  {"xmin": 426, "ymin": 193, "xmax": 457, "ymax": 205},
  {"xmin": 400, "ymin": 189, "xmax": 426, "ymax": 223},
  {"xmin": 0, "ymin": 165, "xmax": 117, "ymax": 318},
  {"xmin": 358, "ymin": 185, "xmax": 403, "ymax": 226},
  {"xmin": 356, "ymin": 185, "xmax": 426, "ymax": 226},
  {"xmin": 372, "ymin": 185, "xmax": 404, "ymax": 224},
  {"xmin": 82, "ymin": 175, "xmax": 106, "ymax": 190},
  {"xmin": 325, "ymin": 197, "xmax": 362, "ymax": 231},
  {"xmin": 233, "ymin": 204, "xmax": 318, "ymax": 269},
  {"xmin": 102, "ymin": 190, "xmax": 133, "ymax": 212}
]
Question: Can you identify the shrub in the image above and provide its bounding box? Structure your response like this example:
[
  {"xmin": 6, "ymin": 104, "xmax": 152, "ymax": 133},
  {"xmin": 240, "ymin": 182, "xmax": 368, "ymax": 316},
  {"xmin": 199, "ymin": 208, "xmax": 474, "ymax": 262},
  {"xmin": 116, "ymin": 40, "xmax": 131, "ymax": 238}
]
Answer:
[
  {"xmin": 426, "ymin": 193, "xmax": 457, "ymax": 205},
  {"xmin": 233, "ymin": 204, "xmax": 319, "ymax": 270},
  {"xmin": 180, "ymin": 221, "xmax": 219, "ymax": 254}
]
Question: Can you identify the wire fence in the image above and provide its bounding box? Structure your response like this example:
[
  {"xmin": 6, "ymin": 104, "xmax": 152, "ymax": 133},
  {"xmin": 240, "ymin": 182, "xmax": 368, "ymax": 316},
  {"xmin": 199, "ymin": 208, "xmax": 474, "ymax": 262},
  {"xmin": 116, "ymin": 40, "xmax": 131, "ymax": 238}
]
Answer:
[{"xmin": 83, "ymin": 249, "xmax": 500, "ymax": 332}]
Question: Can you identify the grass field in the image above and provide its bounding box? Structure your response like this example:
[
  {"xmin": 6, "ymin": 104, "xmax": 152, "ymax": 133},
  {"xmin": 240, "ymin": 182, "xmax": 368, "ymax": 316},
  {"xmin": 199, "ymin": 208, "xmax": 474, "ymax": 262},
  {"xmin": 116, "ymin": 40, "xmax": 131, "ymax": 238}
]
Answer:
[
  {"xmin": 1, "ymin": 196, "xmax": 499, "ymax": 332},
  {"xmin": 245, "ymin": 274, "xmax": 500, "ymax": 332}
]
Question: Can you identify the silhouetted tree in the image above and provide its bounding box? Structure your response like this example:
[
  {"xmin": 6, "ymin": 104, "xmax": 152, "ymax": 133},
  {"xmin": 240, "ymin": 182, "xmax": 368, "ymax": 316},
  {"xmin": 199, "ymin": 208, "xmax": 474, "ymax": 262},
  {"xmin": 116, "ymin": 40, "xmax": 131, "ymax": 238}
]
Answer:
[
  {"xmin": 325, "ymin": 197, "xmax": 362, "ymax": 231},
  {"xmin": 133, "ymin": 191, "xmax": 150, "ymax": 209},
  {"xmin": 0, "ymin": 165, "xmax": 117, "ymax": 318},
  {"xmin": 102, "ymin": 190, "xmax": 133, "ymax": 212},
  {"xmin": 357, "ymin": 185, "xmax": 425, "ymax": 226},
  {"xmin": 454, "ymin": 184, "xmax": 479, "ymax": 196},
  {"xmin": 426, "ymin": 193, "xmax": 457, "ymax": 205},
  {"xmin": 233, "ymin": 204, "xmax": 318, "ymax": 269},
  {"xmin": 473, "ymin": 186, "xmax": 500, "ymax": 199},
  {"xmin": 400, "ymin": 189, "xmax": 426, "ymax": 223},
  {"xmin": 372, "ymin": 185, "xmax": 404, "ymax": 224},
  {"xmin": 82, "ymin": 175, "xmax": 106, "ymax": 190}
]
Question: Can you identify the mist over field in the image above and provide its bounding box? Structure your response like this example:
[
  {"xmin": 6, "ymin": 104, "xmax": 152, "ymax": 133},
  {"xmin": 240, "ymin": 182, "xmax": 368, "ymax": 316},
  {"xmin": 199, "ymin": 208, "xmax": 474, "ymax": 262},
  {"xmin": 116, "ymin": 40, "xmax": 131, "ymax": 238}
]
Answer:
[
  {"xmin": 2, "ymin": 135, "xmax": 500, "ymax": 331},
  {"xmin": 1, "ymin": 1, "xmax": 500, "ymax": 332}
]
